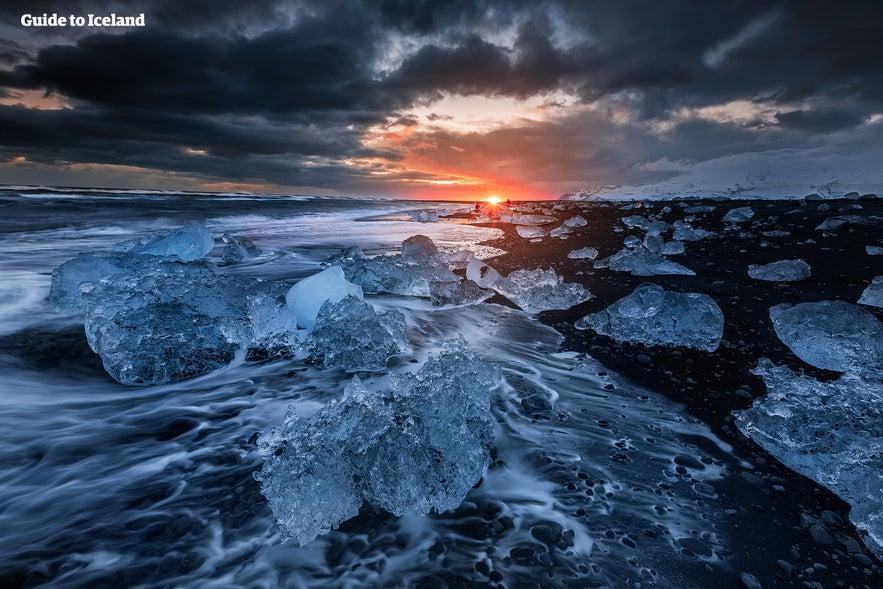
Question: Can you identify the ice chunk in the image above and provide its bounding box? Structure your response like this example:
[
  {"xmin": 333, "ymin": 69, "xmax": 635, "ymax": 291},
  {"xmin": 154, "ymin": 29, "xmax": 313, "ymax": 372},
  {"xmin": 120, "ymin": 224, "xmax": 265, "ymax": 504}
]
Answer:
[
  {"xmin": 286, "ymin": 266, "xmax": 363, "ymax": 330},
  {"xmin": 623, "ymin": 235, "xmax": 642, "ymax": 249},
  {"xmin": 567, "ymin": 246, "xmax": 599, "ymax": 260},
  {"xmin": 594, "ymin": 247, "xmax": 695, "ymax": 276},
  {"xmin": 770, "ymin": 301, "xmax": 883, "ymax": 376},
  {"xmin": 564, "ymin": 215, "xmax": 587, "ymax": 227},
  {"xmin": 409, "ymin": 209, "xmax": 439, "ymax": 222},
  {"xmin": 429, "ymin": 278, "xmax": 493, "ymax": 306},
  {"xmin": 734, "ymin": 359, "xmax": 883, "ymax": 559},
  {"xmin": 621, "ymin": 215, "xmax": 650, "ymax": 229},
  {"xmin": 642, "ymin": 234, "xmax": 665, "ymax": 254},
  {"xmin": 672, "ymin": 220, "xmax": 715, "ymax": 241},
  {"xmin": 661, "ymin": 240, "xmax": 685, "ymax": 255},
  {"xmin": 548, "ymin": 224, "xmax": 571, "ymax": 238},
  {"xmin": 516, "ymin": 225, "xmax": 548, "ymax": 238},
  {"xmin": 645, "ymin": 220, "xmax": 672, "ymax": 236},
  {"xmin": 867, "ymin": 245, "xmax": 883, "ymax": 255},
  {"xmin": 493, "ymin": 267, "xmax": 592, "ymax": 314},
  {"xmin": 220, "ymin": 232, "xmax": 260, "ymax": 265},
  {"xmin": 255, "ymin": 343, "xmax": 499, "ymax": 545},
  {"xmin": 858, "ymin": 276, "xmax": 883, "ymax": 309},
  {"xmin": 80, "ymin": 261, "xmax": 255, "ymax": 385},
  {"xmin": 576, "ymin": 283, "xmax": 724, "ymax": 351},
  {"xmin": 50, "ymin": 223, "xmax": 216, "ymax": 313},
  {"xmin": 113, "ymin": 222, "xmax": 214, "ymax": 261},
  {"xmin": 329, "ymin": 236, "xmax": 457, "ymax": 297},
  {"xmin": 761, "ymin": 230, "xmax": 791, "ymax": 237},
  {"xmin": 748, "ymin": 259, "xmax": 811, "ymax": 282},
  {"xmin": 723, "ymin": 206, "xmax": 754, "ymax": 223},
  {"xmin": 684, "ymin": 205, "xmax": 715, "ymax": 214},
  {"xmin": 246, "ymin": 280, "xmax": 301, "ymax": 358},
  {"xmin": 466, "ymin": 259, "xmax": 504, "ymax": 289},
  {"xmin": 500, "ymin": 212, "xmax": 556, "ymax": 226},
  {"xmin": 306, "ymin": 296, "xmax": 408, "ymax": 371}
]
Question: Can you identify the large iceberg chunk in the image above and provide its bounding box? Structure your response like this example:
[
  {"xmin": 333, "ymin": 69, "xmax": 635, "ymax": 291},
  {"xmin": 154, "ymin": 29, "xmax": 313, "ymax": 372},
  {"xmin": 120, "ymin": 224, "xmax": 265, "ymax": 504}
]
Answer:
[
  {"xmin": 859, "ymin": 276, "xmax": 883, "ymax": 309},
  {"xmin": 81, "ymin": 261, "xmax": 253, "ymax": 385},
  {"xmin": 328, "ymin": 236, "xmax": 457, "ymax": 297},
  {"xmin": 49, "ymin": 222, "xmax": 216, "ymax": 313},
  {"xmin": 306, "ymin": 296, "xmax": 408, "ymax": 371},
  {"xmin": 748, "ymin": 259, "xmax": 811, "ymax": 282},
  {"xmin": 285, "ymin": 266, "xmax": 363, "ymax": 330},
  {"xmin": 493, "ymin": 267, "xmax": 592, "ymax": 314},
  {"xmin": 255, "ymin": 343, "xmax": 499, "ymax": 545},
  {"xmin": 594, "ymin": 247, "xmax": 695, "ymax": 276},
  {"xmin": 113, "ymin": 222, "xmax": 214, "ymax": 260},
  {"xmin": 576, "ymin": 283, "xmax": 724, "ymax": 351},
  {"xmin": 770, "ymin": 300, "xmax": 883, "ymax": 376},
  {"xmin": 734, "ymin": 359, "xmax": 883, "ymax": 559}
]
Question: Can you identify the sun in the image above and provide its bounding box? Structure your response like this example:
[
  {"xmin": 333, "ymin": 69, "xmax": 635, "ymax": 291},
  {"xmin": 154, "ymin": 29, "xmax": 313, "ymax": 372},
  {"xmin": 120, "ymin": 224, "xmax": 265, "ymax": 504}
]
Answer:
[{"xmin": 486, "ymin": 195, "xmax": 502, "ymax": 205}]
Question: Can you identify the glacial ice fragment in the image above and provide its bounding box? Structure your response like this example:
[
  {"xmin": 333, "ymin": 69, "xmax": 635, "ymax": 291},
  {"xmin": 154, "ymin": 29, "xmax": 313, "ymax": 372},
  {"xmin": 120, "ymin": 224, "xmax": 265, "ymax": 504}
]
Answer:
[
  {"xmin": 493, "ymin": 268, "xmax": 592, "ymax": 314},
  {"xmin": 858, "ymin": 276, "xmax": 883, "ymax": 309},
  {"xmin": 594, "ymin": 247, "xmax": 695, "ymax": 276},
  {"xmin": 769, "ymin": 300, "xmax": 883, "ymax": 376},
  {"xmin": 621, "ymin": 215, "xmax": 650, "ymax": 229},
  {"xmin": 661, "ymin": 240, "xmax": 685, "ymax": 255},
  {"xmin": 285, "ymin": 266, "xmax": 363, "ymax": 330},
  {"xmin": 575, "ymin": 283, "xmax": 724, "ymax": 351},
  {"xmin": 642, "ymin": 234, "xmax": 665, "ymax": 254},
  {"xmin": 113, "ymin": 222, "xmax": 214, "ymax": 261},
  {"xmin": 328, "ymin": 236, "xmax": 457, "ymax": 297},
  {"xmin": 429, "ymin": 278, "xmax": 493, "ymax": 306},
  {"xmin": 748, "ymin": 259, "xmax": 811, "ymax": 282},
  {"xmin": 672, "ymin": 220, "xmax": 715, "ymax": 241},
  {"xmin": 734, "ymin": 359, "xmax": 883, "ymax": 559},
  {"xmin": 867, "ymin": 245, "xmax": 883, "ymax": 255},
  {"xmin": 516, "ymin": 225, "xmax": 548, "ymax": 239},
  {"xmin": 684, "ymin": 205, "xmax": 715, "ymax": 214},
  {"xmin": 722, "ymin": 207, "xmax": 754, "ymax": 223},
  {"xmin": 645, "ymin": 220, "xmax": 672, "ymax": 236},
  {"xmin": 306, "ymin": 296, "xmax": 408, "ymax": 371},
  {"xmin": 564, "ymin": 215, "xmax": 587, "ymax": 227},
  {"xmin": 465, "ymin": 259, "xmax": 504, "ymax": 289},
  {"xmin": 409, "ymin": 209, "xmax": 439, "ymax": 222},
  {"xmin": 221, "ymin": 232, "xmax": 260, "ymax": 265},
  {"xmin": 567, "ymin": 247, "xmax": 599, "ymax": 260},
  {"xmin": 255, "ymin": 343, "xmax": 499, "ymax": 545}
]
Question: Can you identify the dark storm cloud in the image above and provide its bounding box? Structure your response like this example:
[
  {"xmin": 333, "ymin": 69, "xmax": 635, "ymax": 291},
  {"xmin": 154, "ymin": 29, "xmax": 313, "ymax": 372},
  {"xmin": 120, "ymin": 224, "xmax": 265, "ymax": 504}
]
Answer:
[{"xmin": 0, "ymin": 0, "xmax": 881, "ymax": 193}]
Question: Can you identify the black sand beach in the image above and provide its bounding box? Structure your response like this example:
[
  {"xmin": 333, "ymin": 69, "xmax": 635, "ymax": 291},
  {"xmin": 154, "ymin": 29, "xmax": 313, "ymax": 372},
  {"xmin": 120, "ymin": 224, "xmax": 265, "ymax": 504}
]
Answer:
[{"xmin": 467, "ymin": 196, "xmax": 883, "ymax": 588}]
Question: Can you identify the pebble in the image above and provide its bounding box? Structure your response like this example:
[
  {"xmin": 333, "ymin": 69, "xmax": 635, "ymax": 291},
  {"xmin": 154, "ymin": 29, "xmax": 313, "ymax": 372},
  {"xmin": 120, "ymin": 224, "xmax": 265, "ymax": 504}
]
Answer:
[
  {"xmin": 809, "ymin": 524, "xmax": 834, "ymax": 545},
  {"xmin": 740, "ymin": 571, "xmax": 763, "ymax": 589}
]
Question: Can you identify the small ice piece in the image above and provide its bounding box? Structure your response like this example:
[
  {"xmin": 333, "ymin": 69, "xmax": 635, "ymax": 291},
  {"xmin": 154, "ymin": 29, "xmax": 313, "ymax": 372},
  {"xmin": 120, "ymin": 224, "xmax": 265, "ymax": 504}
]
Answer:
[
  {"xmin": 113, "ymin": 222, "xmax": 214, "ymax": 261},
  {"xmin": 642, "ymin": 234, "xmax": 665, "ymax": 254},
  {"xmin": 409, "ymin": 209, "xmax": 439, "ymax": 222},
  {"xmin": 672, "ymin": 220, "xmax": 715, "ymax": 241},
  {"xmin": 723, "ymin": 206, "xmax": 754, "ymax": 223},
  {"xmin": 445, "ymin": 250, "xmax": 476, "ymax": 269},
  {"xmin": 621, "ymin": 215, "xmax": 650, "ymax": 229},
  {"xmin": 221, "ymin": 232, "xmax": 260, "ymax": 265},
  {"xmin": 645, "ymin": 220, "xmax": 672, "ymax": 236},
  {"xmin": 867, "ymin": 245, "xmax": 883, "ymax": 255},
  {"xmin": 286, "ymin": 266, "xmax": 363, "ymax": 330},
  {"xmin": 567, "ymin": 247, "xmax": 599, "ymax": 260},
  {"xmin": 816, "ymin": 217, "xmax": 847, "ymax": 231},
  {"xmin": 306, "ymin": 296, "xmax": 408, "ymax": 371},
  {"xmin": 575, "ymin": 283, "xmax": 724, "ymax": 351},
  {"xmin": 858, "ymin": 276, "xmax": 883, "ymax": 309},
  {"xmin": 466, "ymin": 259, "xmax": 504, "ymax": 289},
  {"xmin": 516, "ymin": 225, "xmax": 548, "ymax": 238},
  {"xmin": 255, "ymin": 343, "xmax": 499, "ymax": 545},
  {"xmin": 429, "ymin": 278, "xmax": 493, "ymax": 306},
  {"xmin": 594, "ymin": 248, "xmax": 695, "ymax": 276},
  {"xmin": 623, "ymin": 235, "xmax": 642, "ymax": 249},
  {"xmin": 770, "ymin": 300, "xmax": 883, "ymax": 375},
  {"xmin": 662, "ymin": 240, "xmax": 685, "ymax": 255},
  {"xmin": 492, "ymin": 267, "xmax": 592, "ymax": 314},
  {"xmin": 548, "ymin": 225, "xmax": 571, "ymax": 238},
  {"xmin": 684, "ymin": 205, "xmax": 715, "ymax": 214},
  {"xmin": 734, "ymin": 359, "xmax": 883, "ymax": 559},
  {"xmin": 564, "ymin": 215, "xmax": 588, "ymax": 227},
  {"xmin": 748, "ymin": 259, "xmax": 811, "ymax": 282},
  {"xmin": 401, "ymin": 234, "xmax": 439, "ymax": 260},
  {"xmin": 499, "ymin": 212, "xmax": 556, "ymax": 226},
  {"xmin": 761, "ymin": 230, "xmax": 791, "ymax": 237}
]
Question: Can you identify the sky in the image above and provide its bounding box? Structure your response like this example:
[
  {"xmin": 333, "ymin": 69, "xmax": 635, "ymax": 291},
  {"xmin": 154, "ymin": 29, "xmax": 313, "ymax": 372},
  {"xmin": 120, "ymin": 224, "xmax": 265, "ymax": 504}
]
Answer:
[{"xmin": 0, "ymin": 0, "xmax": 882, "ymax": 200}]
